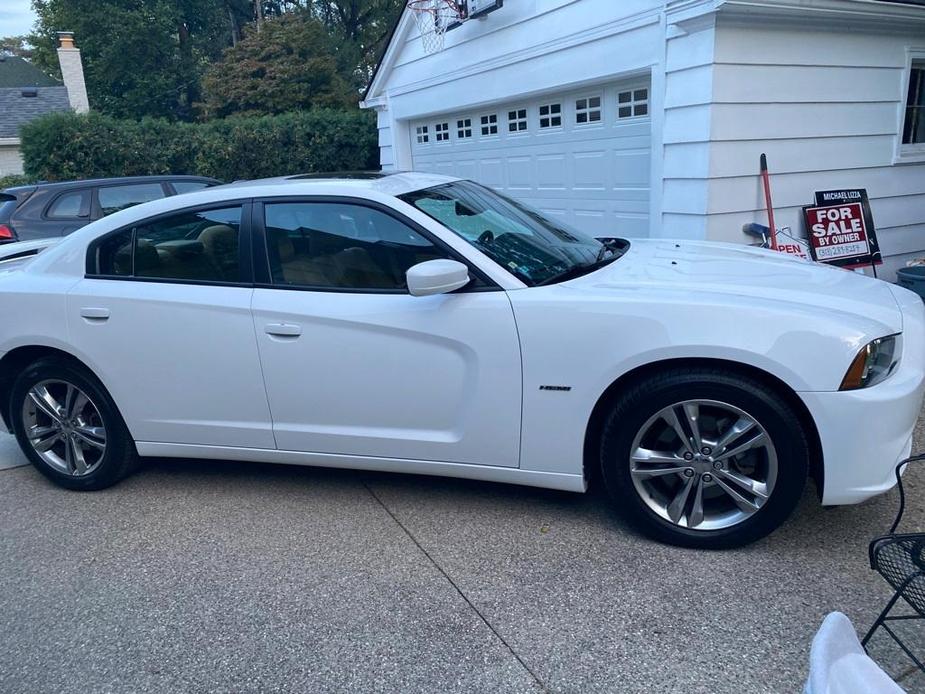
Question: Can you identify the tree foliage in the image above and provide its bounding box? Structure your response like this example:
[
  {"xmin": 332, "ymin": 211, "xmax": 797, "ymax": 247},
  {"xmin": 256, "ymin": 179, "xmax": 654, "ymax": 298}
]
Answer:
[
  {"xmin": 26, "ymin": 0, "xmax": 404, "ymax": 120},
  {"xmin": 0, "ymin": 36, "xmax": 34, "ymax": 59},
  {"xmin": 200, "ymin": 13, "xmax": 354, "ymax": 118},
  {"xmin": 28, "ymin": 0, "xmax": 251, "ymax": 120}
]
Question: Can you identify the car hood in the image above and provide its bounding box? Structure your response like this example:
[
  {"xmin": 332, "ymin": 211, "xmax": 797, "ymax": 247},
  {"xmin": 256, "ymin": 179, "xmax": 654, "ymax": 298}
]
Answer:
[{"xmin": 563, "ymin": 239, "xmax": 902, "ymax": 333}]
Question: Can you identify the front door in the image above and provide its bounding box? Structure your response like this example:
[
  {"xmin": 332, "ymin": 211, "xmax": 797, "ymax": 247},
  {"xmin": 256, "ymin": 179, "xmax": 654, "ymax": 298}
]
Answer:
[
  {"xmin": 251, "ymin": 199, "xmax": 522, "ymax": 467},
  {"xmin": 67, "ymin": 202, "xmax": 274, "ymax": 448}
]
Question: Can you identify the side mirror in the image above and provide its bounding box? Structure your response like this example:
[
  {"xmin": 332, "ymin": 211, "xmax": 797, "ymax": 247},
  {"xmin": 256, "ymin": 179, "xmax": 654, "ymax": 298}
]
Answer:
[{"xmin": 406, "ymin": 259, "xmax": 470, "ymax": 297}]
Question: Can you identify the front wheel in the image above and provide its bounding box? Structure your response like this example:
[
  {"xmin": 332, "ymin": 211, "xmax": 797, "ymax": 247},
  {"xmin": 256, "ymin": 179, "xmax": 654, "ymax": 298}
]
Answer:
[
  {"xmin": 599, "ymin": 368, "xmax": 808, "ymax": 549},
  {"xmin": 10, "ymin": 357, "xmax": 138, "ymax": 490}
]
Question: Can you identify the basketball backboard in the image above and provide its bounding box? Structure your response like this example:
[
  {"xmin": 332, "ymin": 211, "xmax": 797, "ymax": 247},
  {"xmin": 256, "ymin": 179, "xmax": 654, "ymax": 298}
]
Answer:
[{"xmin": 446, "ymin": 0, "xmax": 503, "ymax": 31}]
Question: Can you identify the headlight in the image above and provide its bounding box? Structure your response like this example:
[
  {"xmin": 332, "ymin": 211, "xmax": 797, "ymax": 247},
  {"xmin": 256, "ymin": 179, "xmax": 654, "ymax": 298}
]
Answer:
[{"xmin": 840, "ymin": 335, "xmax": 899, "ymax": 390}]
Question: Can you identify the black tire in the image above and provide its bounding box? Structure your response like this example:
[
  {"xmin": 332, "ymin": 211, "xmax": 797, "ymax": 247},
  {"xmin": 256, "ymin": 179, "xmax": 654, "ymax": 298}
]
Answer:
[
  {"xmin": 10, "ymin": 357, "xmax": 138, "ymax": 490},
  {"xmin": 599, "ymin": 367, "xmax": 808, "ymax": 549}
]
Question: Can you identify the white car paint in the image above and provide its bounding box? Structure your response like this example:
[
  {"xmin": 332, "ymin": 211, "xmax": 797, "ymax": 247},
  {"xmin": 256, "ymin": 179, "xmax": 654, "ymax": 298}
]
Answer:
[{"xmin": 0, "ymin": 173, "xmax": 922, "ymax": 507}]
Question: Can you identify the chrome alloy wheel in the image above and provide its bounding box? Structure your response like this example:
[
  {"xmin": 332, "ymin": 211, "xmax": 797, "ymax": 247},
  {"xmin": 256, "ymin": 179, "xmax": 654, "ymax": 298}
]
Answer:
[
  {"xmin": 21, "ymin": 379, "xmax": 107, "ymax": 477},
  {"xmin": 628, "ymin": 399, "xmax": 778, "ymax": 531}
]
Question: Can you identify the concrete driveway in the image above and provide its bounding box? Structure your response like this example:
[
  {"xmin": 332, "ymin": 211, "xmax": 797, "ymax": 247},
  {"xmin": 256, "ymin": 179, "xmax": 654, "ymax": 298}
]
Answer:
[{"xmin": 1, "ymin": 422, "xmax": 923, "ymax": 694}]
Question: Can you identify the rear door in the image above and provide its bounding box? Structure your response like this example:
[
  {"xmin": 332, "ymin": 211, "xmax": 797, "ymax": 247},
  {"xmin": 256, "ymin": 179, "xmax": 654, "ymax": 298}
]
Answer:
[
  {"xmin": 67, "ymin": 200, "xmax": 274, "ymax": 448},
  {"xmin": 250, "ymin": 197, "xmax": 523, "ymax": 466}
]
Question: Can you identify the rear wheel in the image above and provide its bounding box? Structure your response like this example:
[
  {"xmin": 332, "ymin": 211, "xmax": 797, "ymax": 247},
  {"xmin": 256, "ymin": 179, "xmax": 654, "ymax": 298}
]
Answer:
[
  {"xmin": 599, "ymin": 368, "xmax": 808, "ymax": 549},
  {"xmin": 10, "ymin": 357, "xmax": 137, "ymax": 490}
]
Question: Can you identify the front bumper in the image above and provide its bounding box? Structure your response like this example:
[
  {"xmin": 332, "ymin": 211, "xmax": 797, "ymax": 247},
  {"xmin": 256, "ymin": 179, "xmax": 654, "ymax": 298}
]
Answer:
[{"xmin": 800, "ymin": 287, "xmax": 925, "ymax": 505}]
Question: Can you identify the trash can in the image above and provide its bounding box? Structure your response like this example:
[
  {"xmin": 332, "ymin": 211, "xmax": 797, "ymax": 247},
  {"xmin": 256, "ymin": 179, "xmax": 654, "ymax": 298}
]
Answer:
[{"xmin": 896, "ymin": 266, "xmax": 925, "ymax": 301}]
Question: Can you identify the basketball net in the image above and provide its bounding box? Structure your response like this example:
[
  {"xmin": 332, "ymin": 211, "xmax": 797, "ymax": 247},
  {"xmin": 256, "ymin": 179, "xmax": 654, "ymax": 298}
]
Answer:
[{"xmin": 407, "ymin": 0, "xmax": 466, "ymax": 54}]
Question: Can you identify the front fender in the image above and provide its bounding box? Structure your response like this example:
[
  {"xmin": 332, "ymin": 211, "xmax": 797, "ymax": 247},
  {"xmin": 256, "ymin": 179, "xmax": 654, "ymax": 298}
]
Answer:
[{"xmin": 509, "ymin": 287, "xmax": 892, "ymax": 476}]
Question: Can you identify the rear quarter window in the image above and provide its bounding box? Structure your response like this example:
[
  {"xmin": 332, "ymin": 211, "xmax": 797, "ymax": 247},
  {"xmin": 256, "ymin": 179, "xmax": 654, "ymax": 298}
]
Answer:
[{"xmin": 47, "ymin": 190, "xmax": 91, "ymax": 219}]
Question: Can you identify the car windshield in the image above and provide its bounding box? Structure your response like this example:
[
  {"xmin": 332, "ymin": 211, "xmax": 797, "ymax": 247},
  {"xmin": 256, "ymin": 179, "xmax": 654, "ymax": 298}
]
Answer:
[{"xmin": 399, "ymin": 180, "xmax": 620, "ymax": 286}]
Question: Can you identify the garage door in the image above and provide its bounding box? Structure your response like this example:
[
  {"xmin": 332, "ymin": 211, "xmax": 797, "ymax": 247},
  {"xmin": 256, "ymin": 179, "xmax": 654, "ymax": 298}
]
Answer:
[{"xmin": 410, "ymin": 79, "xmax": 651, "ymax": 238}]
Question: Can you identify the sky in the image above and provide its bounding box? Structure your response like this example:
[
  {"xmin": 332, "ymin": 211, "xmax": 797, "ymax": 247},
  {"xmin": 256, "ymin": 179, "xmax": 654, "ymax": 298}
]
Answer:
[{"xmin": 0, "ymin": 0, "xmax": 37, "ymax": 37}]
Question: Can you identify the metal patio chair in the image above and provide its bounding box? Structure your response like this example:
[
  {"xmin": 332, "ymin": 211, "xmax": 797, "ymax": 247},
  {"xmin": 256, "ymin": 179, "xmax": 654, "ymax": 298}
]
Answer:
[{"xmin": 862, "ymin": 454, "xmax": 925, "ymax": 673}]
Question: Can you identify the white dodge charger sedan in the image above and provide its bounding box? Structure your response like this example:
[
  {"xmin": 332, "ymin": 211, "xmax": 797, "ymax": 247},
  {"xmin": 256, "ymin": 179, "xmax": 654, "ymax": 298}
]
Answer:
[{"xmin": 0, "ymin": 173, "xmax": 922, "ymax": 548}]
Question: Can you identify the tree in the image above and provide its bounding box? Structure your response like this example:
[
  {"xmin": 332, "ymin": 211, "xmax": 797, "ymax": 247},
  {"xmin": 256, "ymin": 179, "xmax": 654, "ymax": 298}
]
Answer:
[
  {"xmin": 199, "ymin": 12, "xmax": 354, "ymax": 118},
  {"xmin": 0, "ymin": 36, "xmax": 34, "ymax": 59},
  {"xmin": 28, "ymin": 0, "xmax": 250, "ymax": 120},
  {"xmin": 304, "ymin": 0, "xmax": 405, "ymax": 90}
]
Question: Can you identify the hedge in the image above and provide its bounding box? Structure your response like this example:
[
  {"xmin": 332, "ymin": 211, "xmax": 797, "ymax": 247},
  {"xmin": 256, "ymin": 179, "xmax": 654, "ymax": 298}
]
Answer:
[{"xmin": 19, "ymin": 109, "xmax": 380, "ymax": 183}]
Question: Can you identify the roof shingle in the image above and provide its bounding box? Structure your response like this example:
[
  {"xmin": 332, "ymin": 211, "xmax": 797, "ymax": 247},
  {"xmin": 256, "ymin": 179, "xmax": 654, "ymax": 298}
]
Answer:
[
  {"xmin": 0, "ymin": 56, "xmax": 61, "ymax": 88},
  {"xmin": 0, "ymin": 86, "xmax": 71, "ymax": 138}
]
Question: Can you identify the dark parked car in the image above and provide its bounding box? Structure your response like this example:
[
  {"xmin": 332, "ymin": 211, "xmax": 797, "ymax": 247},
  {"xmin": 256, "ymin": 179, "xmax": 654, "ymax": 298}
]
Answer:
[{"xmin": 0, "ymin": 175, "xmax": 221, "ymax": 243}]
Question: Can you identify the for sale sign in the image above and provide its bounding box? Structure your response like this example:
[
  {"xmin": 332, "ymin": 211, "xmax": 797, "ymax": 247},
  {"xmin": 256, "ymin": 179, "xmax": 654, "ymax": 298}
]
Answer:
[{"xmin": 803, "ymin": 188, "xmax": 881, "ymax": 268}]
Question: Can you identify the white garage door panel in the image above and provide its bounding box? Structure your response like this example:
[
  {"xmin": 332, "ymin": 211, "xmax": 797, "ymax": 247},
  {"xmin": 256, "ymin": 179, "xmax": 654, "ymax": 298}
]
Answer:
[{"xmin": 411, "ymin": 81, "xmax": 651, "ymax": 238}]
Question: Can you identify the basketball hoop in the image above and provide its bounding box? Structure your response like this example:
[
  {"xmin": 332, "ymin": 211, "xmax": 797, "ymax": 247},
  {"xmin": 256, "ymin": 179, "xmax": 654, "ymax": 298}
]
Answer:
[{"xmin": 407, "ymin": 0, "xmax": 466, "ymax": 54}]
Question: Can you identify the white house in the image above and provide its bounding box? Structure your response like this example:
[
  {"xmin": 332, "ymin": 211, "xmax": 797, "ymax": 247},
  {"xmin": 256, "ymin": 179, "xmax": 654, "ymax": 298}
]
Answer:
[{"xmin": 362, "ymin": 0, "xmax": 925, "ymax": 279}]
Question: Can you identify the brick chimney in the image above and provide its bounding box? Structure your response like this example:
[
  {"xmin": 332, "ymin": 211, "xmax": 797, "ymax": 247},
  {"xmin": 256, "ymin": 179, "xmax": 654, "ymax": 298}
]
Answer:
[{"xmin": 56, "ymin": 31, "xmax": 89, "ymax": 113}]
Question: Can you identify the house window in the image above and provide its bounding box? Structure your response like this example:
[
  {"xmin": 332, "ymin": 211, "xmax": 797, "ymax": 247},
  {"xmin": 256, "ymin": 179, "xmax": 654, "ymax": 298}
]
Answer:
[
  {"xmin": 538, "ymin": 103, "xmax": 562, "ymax": 129},
  {"xmin": 903, "ymin": 60, "xmax": 924, "ymax": 145},
  {"xmin": 617, "ymin": 88, "xmax": 649, "ymax": 119},
  {"xmin": 575, "ymin": 96, "xmax": 602, "ymax": 124},
  {"xmin": 435, "ymin": 122, "xmax": 450, "ymax": 142},
  {"xmin": 508, "ymin": 108, "xmax": 528, "ymax": 133},
  {"xmin": 457, "ymin": 118, "xmax": 472, "ymax": 139},
  {"xmin": 480, "ymin": 114, "xmax": 498, "ymax": 136},
  {"xmin": 416, "ymin": 125, "xmax": 429, "ymax": 144}
]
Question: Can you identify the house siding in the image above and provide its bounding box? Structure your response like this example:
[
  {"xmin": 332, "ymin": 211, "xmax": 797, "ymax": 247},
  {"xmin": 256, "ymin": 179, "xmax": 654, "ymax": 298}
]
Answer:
[
  {"xmin": 703, "ymin": 19, "xmax": 925, "ymax": 279},
  {"xmin": 0, "ymin": 141, "xmax": 23, "ymax": 176}
]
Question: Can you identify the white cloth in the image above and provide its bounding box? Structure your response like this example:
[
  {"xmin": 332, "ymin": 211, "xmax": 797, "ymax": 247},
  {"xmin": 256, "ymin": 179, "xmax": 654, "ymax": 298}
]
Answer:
[{"xmin": 804, "ymin": 612, "xmax": 904, "ymax": 694}]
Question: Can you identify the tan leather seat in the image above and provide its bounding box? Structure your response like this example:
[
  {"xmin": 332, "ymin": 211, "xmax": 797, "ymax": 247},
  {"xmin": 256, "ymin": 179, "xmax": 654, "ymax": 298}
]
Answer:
[
  {"xmin": 276, "ymin": 235, "xmax": 332, "ymax": 286},
  {"xmin": 199, "ymin": 224, "xmax": 239, "ymax": 281}
]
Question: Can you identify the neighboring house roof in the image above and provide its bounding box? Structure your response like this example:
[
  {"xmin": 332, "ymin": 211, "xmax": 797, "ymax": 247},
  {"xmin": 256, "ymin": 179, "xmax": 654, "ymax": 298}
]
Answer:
[
  {"xmin": 0, "ymin": 55, "xmax": 61, "ymax": 88},
  {"xmin": 0, "ymin": 86, "xmax": 71, "ymax": 138}
]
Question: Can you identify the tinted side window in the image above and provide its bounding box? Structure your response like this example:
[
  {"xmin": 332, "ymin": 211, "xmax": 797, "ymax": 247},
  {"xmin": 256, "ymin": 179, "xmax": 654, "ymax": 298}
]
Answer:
[
  {"xmin": 95, "ymin": 229, "xmax": 134, "ymax": 276},
  {"xmin": 264, "ymin": 203, "xmax": 443, "ymax": 291},
  {"xmin": 98, "ymin": 183, "xmax": 166, "ymax": 215},
  {"xmin": 94, "ymin": 206, "xmax": 242, "ymax": 282},
  {"xmin": 47, "ymin": 190, "xmax": 90, "ymax": 219},
  {"xmin": 171, "ymin": 181, "xmax": 212, "ymax": 194}
]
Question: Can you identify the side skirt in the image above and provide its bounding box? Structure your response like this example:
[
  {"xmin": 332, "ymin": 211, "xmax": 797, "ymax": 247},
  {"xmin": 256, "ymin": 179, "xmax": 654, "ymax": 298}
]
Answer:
[{"xmin": 135, "ymin": 442, "xmax": 588, "ymax": 493}]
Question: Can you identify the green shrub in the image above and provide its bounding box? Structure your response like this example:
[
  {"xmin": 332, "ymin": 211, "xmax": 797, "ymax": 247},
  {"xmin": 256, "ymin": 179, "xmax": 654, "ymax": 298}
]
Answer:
[
  {"xmin": 19, "ymin": 109, "xmax": 379, "ymax": 182},
  {"xmin": 0, "ymin": 174, "xmax": 36, "ymax": 190}
]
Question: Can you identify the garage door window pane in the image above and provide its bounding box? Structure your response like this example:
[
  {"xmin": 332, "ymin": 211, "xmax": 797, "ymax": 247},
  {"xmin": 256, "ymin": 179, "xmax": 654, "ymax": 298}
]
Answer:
[
  {"xmin": 416, "ymin": 125, "xmax": 429, "ymax": 144},
  {"xmin": 264, "ymin": 203, "xmax": 444, "ymax": 291},
  {"xmin": 134, "ymin": 207, "xmax": 242, "ymax": 282},
  {"xmin": 480, "ymin": 114, "xmax": 498, "ymax": 136},
  {"xmin": 457, "ymin": 118, "xmax": 472, "ymax": 138},
  {"xmin": 435, "ymin": 122, "xmax": 450, "ymax": 142},
  {"xmin": 508, "ymin": 109, "xmax": 527, "ymax": 132},
  {"xmin": 98, "ymin": 183, "xmax": 166, "ymax": 216},
  {"xmin": 617, "ymin": 88, "xmax": 649, "ymax": 120},
  {"xmin": 575, "ymin": 95, "xmax": 602, "ymax": 125},
  {"xmin": 539, "ymin": 103, "xmax": 562, "ymax": 129}
]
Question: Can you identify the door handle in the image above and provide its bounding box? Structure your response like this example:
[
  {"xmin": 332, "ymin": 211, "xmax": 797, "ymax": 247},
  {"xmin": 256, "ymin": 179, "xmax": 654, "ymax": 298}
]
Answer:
[
  {"xmin": 265, "ymin": 323, "xmax": 302, "ymax": 338},
  {"xmin": 80, "ymin": 307, "xmax": 110, "ymax": 321}
]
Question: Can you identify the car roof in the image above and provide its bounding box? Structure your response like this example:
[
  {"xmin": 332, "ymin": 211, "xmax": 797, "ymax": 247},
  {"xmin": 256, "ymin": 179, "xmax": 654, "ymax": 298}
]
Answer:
[
  {"xmin": 218, "ymin": 171, "xmax": 461, "ymax": 197},
  {"xmin": 3, "ymin": 174, "xmax": 220, "ymax": 195}
]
